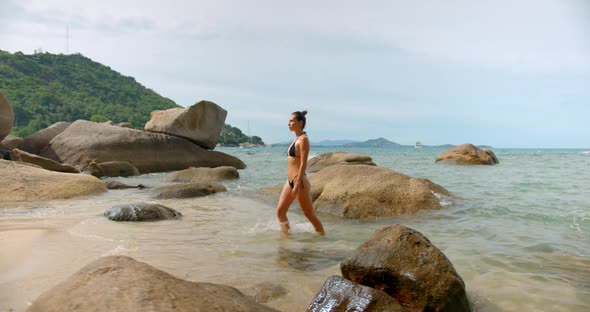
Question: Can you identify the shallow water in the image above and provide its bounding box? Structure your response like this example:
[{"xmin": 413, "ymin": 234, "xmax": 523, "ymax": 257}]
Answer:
[{"xmin": 1, "ymin": 147, "xmax": 589, "ymax": 311}]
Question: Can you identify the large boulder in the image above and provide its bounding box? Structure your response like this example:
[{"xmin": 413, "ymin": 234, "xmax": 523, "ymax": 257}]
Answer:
[
  {"xmin": 310, "ymin": 165, "xmax": 450, "ymax": 218},
  {"xmin": 0, "ymin": 92, "xmax": 13, "ymax": 142},
  {"xmin": 308, "ymin": 151, "xmax": 376, "ymax": 173},
  {"xmin": 19, "ymin": 121, "xmax": 70, "ymax": 155},
  {"xmin": 435, "ymin": 144, "xmax": 498, "ymax": 165},
  {"xmin": 88, "ymin": 161, "xmax": 140, "ymax": 178},
  {"xmin": 144, "ymin": 100, "xmax": 227, "ymax": 149},
  {"xmin": 307, "ymin": 276, "xmax": 405, "ymax": 312},
  {"xmin": 340, "ymin": 225, "xmax": 471, "ymax": 312},
  {"xmin": 104, "ymin": 203, "xmax": 181, "ymax": 221},
  {"xmin": 162, "ymin": 166, "xmax": 239, "ymax": 182},
  {"xmin": 153, "ymin": 182, "xmax": 227, "ymax": 199},
  {"xmin": 9, "ymin": 148, "xmax": 79, "ymax": 173},
  {"xmin": 0, "ymin": 159, "xmax": 106, "ymax": 201},
  {"xmin": 40, "ymin": 120, "xmax": 245, "ymax": 173},
  {"xmin": 1, "ymin": 134, "xmax": 23, "ymax": 150},
  {"xmin": 27, "ymin": 256, "xmax": 279, "ymax": 312}
]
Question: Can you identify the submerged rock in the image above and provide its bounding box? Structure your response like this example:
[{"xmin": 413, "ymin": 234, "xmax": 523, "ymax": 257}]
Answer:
[
  {"xmin": 153, "ymin": 182, "xmax": 227, "ymax": 199},
  {"xmin": 40, "ymin": 120, "xmax": 246, "ymax": 173},
  {"xmin": 27, "ymin": 256, "xmax": 279, "ymax": 312},
  {"xmin": 103, "ymin": 180, "xmax": 147, "ymax": 190},
  {"xmin": 435, "ymin": 143, "xmax": 498, "ymax": 165},
  {"xmin": 245, "ymin": 282, "xmax": 288, "ymax": 304},
  {"xmin": 308, "ymin": 151, "xmax": 376, "ymax": 173},
  {"xmin": 88, "ymin": 161, "xmax": 140, "ymax": 178},
  {"xmin": 145, "ymin": 100, "xmax": 227, "ymax": 149},
  {"xmin": 162, "ymin": 166, "xmax": 239, "ymax": 182},
  {"xmin": 340, "ymin": 224, "xmax": 471, "ymax": 312},
  {"xmin": 307, "ymin": 276, "xmax": 404, "ymax": 312},
  {"xmin": 0, "ymin": 159, "xmax": 105, "ymax": 201},
  {"xmin": 104, "ymin": 203, "xmax": 181, "ymax": 221}
]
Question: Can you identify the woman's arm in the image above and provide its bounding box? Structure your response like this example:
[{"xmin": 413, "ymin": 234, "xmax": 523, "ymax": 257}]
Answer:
[{"xmin": 292, "ymin": 136, "xmax": 310, "ymax": 194}]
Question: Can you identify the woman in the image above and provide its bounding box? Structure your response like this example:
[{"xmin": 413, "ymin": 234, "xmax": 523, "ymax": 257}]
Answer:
[{"xmin": 276, "ymin": 110, "xmax": 325, "ymax": 235}]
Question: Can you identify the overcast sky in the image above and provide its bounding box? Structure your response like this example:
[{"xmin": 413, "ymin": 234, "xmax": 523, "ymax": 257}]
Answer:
[{"xmin": 2, "ymin": 0, "xmax": 589, "ymax": 147}]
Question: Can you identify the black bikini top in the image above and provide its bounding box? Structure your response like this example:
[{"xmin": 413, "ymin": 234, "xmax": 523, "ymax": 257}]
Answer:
[{"xmin": 287, "ymin": 132, "xmax": 306, "ymax": 157}]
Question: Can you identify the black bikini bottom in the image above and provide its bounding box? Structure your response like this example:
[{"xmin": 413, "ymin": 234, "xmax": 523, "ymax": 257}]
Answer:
[{"xmin": 288, "ymin": 174, "xmax": 306, "ymax": 189}]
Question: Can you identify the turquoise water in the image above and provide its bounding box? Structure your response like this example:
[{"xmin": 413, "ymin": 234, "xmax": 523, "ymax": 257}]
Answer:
[
  {"xmin": 0, "ymin": 146, "xmax": 588, "ymax": 311},
  {"xmin": 228, "ymin": 146, "xmax": 590, "ymax": 310}
]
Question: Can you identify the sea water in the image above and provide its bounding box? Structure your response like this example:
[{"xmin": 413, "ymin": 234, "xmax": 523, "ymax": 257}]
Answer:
[{"xmin": 0, "ymin": 147, "xmax": 588, "ymax": 311}]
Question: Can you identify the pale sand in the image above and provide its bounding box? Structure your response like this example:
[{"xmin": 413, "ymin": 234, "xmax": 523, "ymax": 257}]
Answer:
[{"xmin": 0, "ymin": 229, "xmax": 48, "ymax": 271}]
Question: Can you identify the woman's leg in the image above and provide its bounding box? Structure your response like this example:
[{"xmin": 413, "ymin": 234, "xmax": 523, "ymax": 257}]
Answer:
[
  {"xmin": 297, "ymin": 177, "xmax": 325, "ymax": 235},
  {"xmin": 277, "ymin": 181, "xmax": 296, "ymax": 233}
]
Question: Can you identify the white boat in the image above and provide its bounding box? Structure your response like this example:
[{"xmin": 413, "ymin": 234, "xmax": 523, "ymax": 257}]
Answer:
[{"xmin": 415, "ymin": 141, "xmax": 422, "ymax": 149}]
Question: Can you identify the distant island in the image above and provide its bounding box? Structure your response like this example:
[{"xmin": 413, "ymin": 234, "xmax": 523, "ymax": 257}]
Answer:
[
  {"xmin": 273, "ymin": 137, "xmax": 469, "ymax": 148},
  {"xmin": 0, "ymin": 50, "xmax": 261, "ymax": 146}
]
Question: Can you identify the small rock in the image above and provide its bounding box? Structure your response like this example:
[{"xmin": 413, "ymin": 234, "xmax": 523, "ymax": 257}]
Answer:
[{"xmin": 104, "ymin": 203, "xmax": 181, "ymax": 221}]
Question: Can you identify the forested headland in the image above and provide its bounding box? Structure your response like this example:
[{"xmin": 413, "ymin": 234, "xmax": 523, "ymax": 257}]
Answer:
[{"xmin": 0, "ymin": 50, "xmax": 262, "ymax": 145}]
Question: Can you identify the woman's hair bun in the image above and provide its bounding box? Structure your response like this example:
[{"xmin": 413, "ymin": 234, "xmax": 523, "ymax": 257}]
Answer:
[{"xmin": 301, "ymin": 110, "xmax": 308, "ymax": 116}]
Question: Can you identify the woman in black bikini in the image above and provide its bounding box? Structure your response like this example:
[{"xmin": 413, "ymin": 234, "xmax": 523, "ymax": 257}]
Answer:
[{"xmin": 276, "ymin": 111, "xmax": 325, "ymax": 235}]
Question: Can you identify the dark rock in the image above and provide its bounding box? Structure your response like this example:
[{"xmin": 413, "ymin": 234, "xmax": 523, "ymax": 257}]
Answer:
[
  {"xmin": 340, "ymin": 224, "xmax": 471, "ymax": 312},
  {"xmin": 162, "ymin": 166, "xmax": 239, "ymax": 182},
  {"xmin": 104, "ymin": 180, "xmax": 147, "ymax": 190},
  {"xmin": 88, "ymin": 161, "xmax": 140, "ymax": 178},
  {"xmin": 307, "ymin": 276, "xmax": 405, "ymax": 312},
  {"xmin": 153, "ymin": 182, "xmax": 226, "ymax": 199},
  {"xmin": 104, "ymin": 203, "xmax": 181, "ymax": 221}
]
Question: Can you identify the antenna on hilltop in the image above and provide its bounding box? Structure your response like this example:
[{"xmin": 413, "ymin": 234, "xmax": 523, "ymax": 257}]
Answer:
[{"xmin": 66, "ymin": 24, "xmax": 69, "ymax": 54}]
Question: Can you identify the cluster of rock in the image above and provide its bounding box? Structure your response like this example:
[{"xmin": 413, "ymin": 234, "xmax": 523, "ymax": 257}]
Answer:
[
  {"xmin": 307, "ymin": 224, "xmax": 471, "ymax": 311},
  {"xmin": 259, "ymin": 151, "xmax": 451, "ymax": 218},
  {"xmin": 0, "ymin": 91, "xmax": 246, "ymax": 202}
]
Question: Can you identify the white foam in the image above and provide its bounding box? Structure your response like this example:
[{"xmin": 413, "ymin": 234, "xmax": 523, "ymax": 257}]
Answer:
[
  {"xmin": 246, "ymin": 220, "xmax": 316, "ymax": 235},
  {"xmin": 101, "ymin": 244, "xmax": 128, "ymax": 256},
  {"xmin": 432, "ymin": 191, "xmax": 453, "ymax": 206},
  {"xmin": 581, "ymin": 151, "xmax": 590, "ymax": 155}
]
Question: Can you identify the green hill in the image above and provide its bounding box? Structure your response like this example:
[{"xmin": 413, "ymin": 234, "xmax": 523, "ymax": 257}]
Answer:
[{"xmin": 0, "ymin": 50, "xmax": 179, "ymax": 137}]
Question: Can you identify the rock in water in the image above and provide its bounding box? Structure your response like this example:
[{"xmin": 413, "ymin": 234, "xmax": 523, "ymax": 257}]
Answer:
[
  {"xmin": 307, "ymin": 276, "xmax": 405, "ymax": 312},
  {"xmin": 9, "ymin": 148, "xmax": 79, "ymax": 173},
  {"xmin": 104, "ymin": 203, "xmax": 181, "ymax": 221},
  {"xmin": 435, "ymin": 143, "xmax": 498, "ymax": 165},
  {"xmin": 103, "ymin": 180, "xmax": 146, "ymax": 189},
  {"xmin": 153, "ymin": 182, "xmax": 226, "ymax": 199},
  {"xmin": 162, "ymin": 166, "xmax": 239, "ymax": 182},
  {"xmin": 310, "ymin": 164, "xmax": 450, "ymax": 218},
  {"xmin": 88, "ymin": 161, "xmax": 140, "ymax": 177},
  {"xmin": 308, "ymin": 151, "xmax": 376, "ymax": 173},
  {"xmin": 340, "ymin": 224, "xmax": 471, "ymax": 312}
]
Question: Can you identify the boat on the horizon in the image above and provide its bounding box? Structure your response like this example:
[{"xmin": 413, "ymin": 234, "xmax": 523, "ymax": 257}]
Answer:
[{"xmin": 415, "ymin": 141, "xmax": 422, "ymax": 149}]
